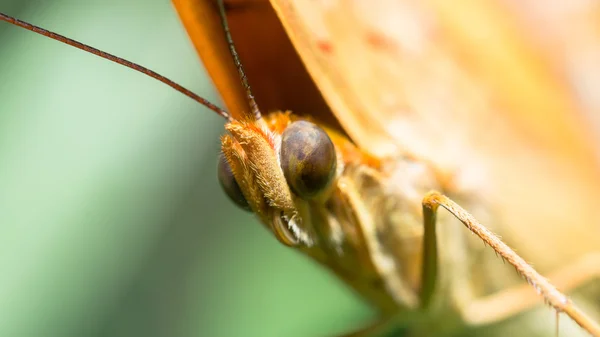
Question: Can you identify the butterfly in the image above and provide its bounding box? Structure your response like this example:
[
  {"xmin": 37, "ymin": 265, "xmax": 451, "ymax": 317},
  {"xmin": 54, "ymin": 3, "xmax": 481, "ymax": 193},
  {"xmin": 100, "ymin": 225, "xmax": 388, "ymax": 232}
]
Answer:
[
  {"xmin": 1, "ymin": 0, "xmax": 599, "ymax": 336},
  {"xmin": 174, "ymin": 0, "xmax": 600, "ymax": 336}
]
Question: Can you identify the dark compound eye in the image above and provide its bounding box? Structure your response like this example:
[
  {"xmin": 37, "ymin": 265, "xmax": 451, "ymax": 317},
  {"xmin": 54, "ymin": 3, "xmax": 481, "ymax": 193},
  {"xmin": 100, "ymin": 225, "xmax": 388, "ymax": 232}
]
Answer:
[
  {"xmin": 217, "ymin": 153, "xmax": 251, "ymax": 211},
  {"xmin": 280, "ymin": 121, "xmax": 337, "ymax": 199}
]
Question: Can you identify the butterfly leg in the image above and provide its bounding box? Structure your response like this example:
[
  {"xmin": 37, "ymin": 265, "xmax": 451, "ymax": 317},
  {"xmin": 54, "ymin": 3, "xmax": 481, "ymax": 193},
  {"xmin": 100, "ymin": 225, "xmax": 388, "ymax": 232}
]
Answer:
[
  {"xmin": 460, "ymin": 251, "xmax": 600, "ymax": 326},
  {"xmin": 335, "ymin": 311, "xmax": 420, "ymax": 337},
  {"xmin": 420, "ymin": 191, "xmax": 600, "ymax": 336},
  {"xmin": 335, "ymin": 319, "xmax": 395, "ymax": 337}
]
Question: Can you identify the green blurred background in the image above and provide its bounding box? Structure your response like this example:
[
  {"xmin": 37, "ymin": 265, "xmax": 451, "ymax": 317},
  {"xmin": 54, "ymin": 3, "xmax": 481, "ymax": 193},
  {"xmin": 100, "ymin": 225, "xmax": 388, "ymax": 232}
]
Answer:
[{"xmin": 0, "ymin": 0, "xmax": 374, "ymax": 336}]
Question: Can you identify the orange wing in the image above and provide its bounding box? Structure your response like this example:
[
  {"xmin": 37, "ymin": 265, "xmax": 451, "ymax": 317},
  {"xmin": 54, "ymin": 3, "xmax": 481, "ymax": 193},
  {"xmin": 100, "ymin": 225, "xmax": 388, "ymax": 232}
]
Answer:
[
  {"xmin": 268, "ymin": 0, "xmax": 600, "ymax": 271},
  {"xmin": 173, "ymin": 0, "xmax": 600, "ymax": 272},
  {"xmin": 172, "ymin": 0, "xmax": 342, "ymax": 129}
]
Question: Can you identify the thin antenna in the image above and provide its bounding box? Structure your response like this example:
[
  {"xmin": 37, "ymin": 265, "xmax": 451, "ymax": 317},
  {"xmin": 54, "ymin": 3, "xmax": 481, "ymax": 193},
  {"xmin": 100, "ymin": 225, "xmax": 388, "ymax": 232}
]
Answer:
[
  {"xmin": 216, "ymin": 0, "xmax": 262, "ymax": 120},
  {"xmin": 0, "ymin": 12, "xmax": 232, "ymax": 121}
]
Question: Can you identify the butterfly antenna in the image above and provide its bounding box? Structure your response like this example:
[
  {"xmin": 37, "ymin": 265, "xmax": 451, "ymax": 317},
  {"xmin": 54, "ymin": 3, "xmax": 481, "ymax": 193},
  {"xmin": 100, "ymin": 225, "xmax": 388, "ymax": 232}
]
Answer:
[
  {"xmin": 216, "ymin": 0, "xmax": 262, "ymax": 120},
  {"xmin": 0, "ymin": 12, "xmax": 232, "ymax": 121}
]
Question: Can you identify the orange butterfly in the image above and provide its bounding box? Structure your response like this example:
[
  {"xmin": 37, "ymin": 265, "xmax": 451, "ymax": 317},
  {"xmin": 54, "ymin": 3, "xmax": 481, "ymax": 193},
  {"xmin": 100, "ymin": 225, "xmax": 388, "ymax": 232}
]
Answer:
[
  {"xmin": 174, "ymin": 0, "xmax": 600, "ymax": 336},
  {"xmin": 1, "ymin": 0, "xmax": 599, "ymax": 336}
]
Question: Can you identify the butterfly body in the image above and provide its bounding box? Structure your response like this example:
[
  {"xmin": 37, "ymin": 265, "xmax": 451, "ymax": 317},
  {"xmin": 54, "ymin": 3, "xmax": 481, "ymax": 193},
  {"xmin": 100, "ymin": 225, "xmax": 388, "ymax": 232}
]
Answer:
[{"xmin": 224, "ymin": 109, "xmax": 576, "ymax": 336}]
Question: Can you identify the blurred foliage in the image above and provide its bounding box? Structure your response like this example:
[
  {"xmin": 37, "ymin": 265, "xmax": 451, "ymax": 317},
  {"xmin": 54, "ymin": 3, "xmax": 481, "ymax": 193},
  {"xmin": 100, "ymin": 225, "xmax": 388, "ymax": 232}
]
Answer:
[{"xmin": 0, "ymin": 0, "xmax": 373, "ymax": 336}]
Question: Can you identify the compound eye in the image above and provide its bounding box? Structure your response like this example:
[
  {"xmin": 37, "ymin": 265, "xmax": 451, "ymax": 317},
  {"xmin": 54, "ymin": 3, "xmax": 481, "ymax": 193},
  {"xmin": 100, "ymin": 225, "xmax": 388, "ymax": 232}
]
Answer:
[
  {"xmin": 280, "ymin": 121, "xmax": 337, "ymax": 199},
  {"xmin": 217, "ymin": 153, "xmax": 251, "ymax": 211}
]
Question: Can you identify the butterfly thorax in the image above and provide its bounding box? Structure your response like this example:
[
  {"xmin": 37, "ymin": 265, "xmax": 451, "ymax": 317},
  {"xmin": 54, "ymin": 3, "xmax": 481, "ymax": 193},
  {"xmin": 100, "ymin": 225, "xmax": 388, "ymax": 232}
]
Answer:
[
  {"xmin": 304, "ymin": 152, "xmax": 449, "ymax": 304},
  {"xmin": 261, "ymin": 112, "xmax": 463, "ymax": 317}
]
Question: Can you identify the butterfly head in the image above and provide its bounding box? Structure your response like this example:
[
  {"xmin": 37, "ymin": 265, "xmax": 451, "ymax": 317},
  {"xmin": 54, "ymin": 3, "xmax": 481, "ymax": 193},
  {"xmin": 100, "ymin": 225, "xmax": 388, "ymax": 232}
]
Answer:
[{"xmin": 217, "ymin": 112, "xmax": 337, "ymax": 247}]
